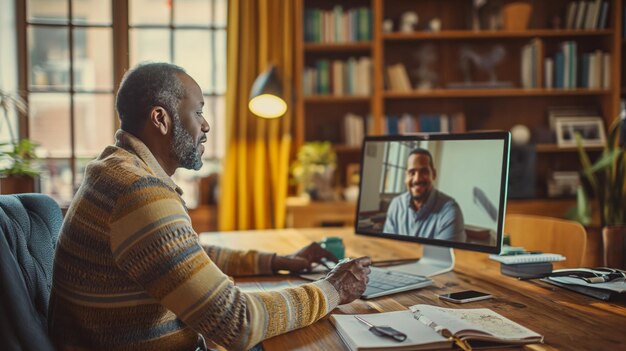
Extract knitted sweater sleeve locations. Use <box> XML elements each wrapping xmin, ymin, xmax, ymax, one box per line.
<box><xmin>109</xmin><ymin>177</ymin><xmax>339</xmax><ymax>350</ymax></box>
<box><xmin>202</xmin><ymin>245</ymin><xmax>276</xmax><ymax>277</ymax></box>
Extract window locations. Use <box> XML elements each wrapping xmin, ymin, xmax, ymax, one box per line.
<box><xmin>381</xmin><ymin>141</ymin><xmax>423</xmax><ymax>194</ymax></box>
<box><xmin>17</xmin><ymin>0</ymin><xmax>227</xmax><ymax>205</ymax></box>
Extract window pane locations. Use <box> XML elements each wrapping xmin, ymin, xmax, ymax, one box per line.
<box><xmin>29</xmin><ymin>93</ymin><xmax>71</xmax><ymax>157</ymax></box>
<box><xmin>174</xmin><ymin>30</ymin><xmax>210</xmax><ymax>91</ymax></box>
<box><xmin>37</xmin><ymin>158</ymin><xmax>73</xmax><ymax>205</ymax></box>
<box><xmin>204</xmin><ymin>95</ymin><xmax>224</xmax><ymax>159</ymax></box>
<box><xmin>214</xmin><ymin>0</ymin><xmax>227</xmax><ymax>27</ymax></box>
<box><xmin>74</xmin><ymin>94</ymin><xmax>114</xmax><ymax>157</ymax></box>
<box><xmin>28</xmin><ymin>26</ymin><xmax>70</xmax><ymax>90</ymax></box>
<box><xmin>129</xmin><ymin>0</ymin><xmax>170</xmax><ymax>26</ymax></box>
<box><xmin>130</xmin><ymin>29</ymin><xmax>171</xmax><ymax>66</ymax></box>
<box><xmin>72</xmin><ymin>0</ymin><xmax>111</xmax><ymax>25</ymax></box>
<box><xmin>27</xmin><ymin>0</ymin><xmax>68</xmax><ymax>24</ymax></box>
<box><xmin>173</xmin><ymin>0</ymin><xmax>210</xmax><ymax>26</ymax></box>
<box><xmin>73</xmin><ymin>28</ymin><xmax>113</xmax><ymax>90</ymax></box>
<box><xmin>215</xmin><ymin>29</ymin><xmax>226</xmax><ymax>94</ymax></box>
<box><xmin>75</xmin><ymin>157</ymin><xmax>93</xmax><ymax>190</ymax></box>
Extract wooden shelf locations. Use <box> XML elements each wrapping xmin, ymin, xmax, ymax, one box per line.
<box><xmin>383</xmin><ymin>88</ymin><xmax>611</xmax><ymax>99</ymax></box>
<box><xmin>303</xmin><ymin>95</ymin><xmax>371</xmax><ymax>103</ymax></box>
<box><xmin>295</xmin><ymin>0</ymin><xmax>623</xmax><ymax>209</ymax></box>
<box><xmin>535</xmin><ymin>144</ymin><xmax>603</xmax><ymax>153</ymax></box>
<box><xmin>304</xmin><ymin>42</ymin><xmax>372</xmax><ymax>52</ymax></box>
<box><xmin>383</xmin><ymin>29</ymin><xmax>614</xmax><ymax>41</ymax></box>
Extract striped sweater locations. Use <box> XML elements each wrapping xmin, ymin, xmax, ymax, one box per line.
<box><xmin>48</xmin><ymin>130</ymin><xmax>339</xmax><ymax>350</ymax></box>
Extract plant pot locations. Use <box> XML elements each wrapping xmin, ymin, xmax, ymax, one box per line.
<box><xmin>602</xmin><ymin>225</ymin><xmax>626</xmax><ymax>269</ymax></box>
<box><xmin>502</xmin><ymin>2</ymin><xmax>532</xmax><ymax>31</ymax></box>
<box><xmin>0</xmin><ymin>175</ymin><xmax>37</xmax><ymax>194</ymax></box>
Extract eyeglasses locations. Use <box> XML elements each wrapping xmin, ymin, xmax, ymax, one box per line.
<box><xmin>548</xmin><ymin>267</ymin><xmax>626</xmax><ymax>284</ymax></box>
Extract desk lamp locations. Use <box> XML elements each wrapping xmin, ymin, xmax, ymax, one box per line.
<box><xmin>248</xmin><ymin>65</ymin><xmax>287</xmax><ymax>119</ymax></box>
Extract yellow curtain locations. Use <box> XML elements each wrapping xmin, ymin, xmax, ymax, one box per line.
<box><xmin>219</xmin><ymin>0</ymin><xmax>294</xmax><ymax>230</ymax></box>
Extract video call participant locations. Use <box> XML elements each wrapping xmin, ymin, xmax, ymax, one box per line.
<box><xmin>383</xmin><ymin>148</ymin><xmax>465</xmax><ymax>242</ymax></box>
<box><xmin>48</xmin><ymin>62</ymin><xmax>371</xmax><ymax>351</ymax></box>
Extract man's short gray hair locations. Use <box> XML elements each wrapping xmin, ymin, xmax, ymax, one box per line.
<box><xmin>116</xmin><ymin>62</ymin><xmax>187</xmax><ymax>134</ymax></box>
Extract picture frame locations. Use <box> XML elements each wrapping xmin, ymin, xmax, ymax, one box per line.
<box><xmin>555</xmin><ymin>117</ymin><xmax>606</xmax><ymax>148</ymax></box>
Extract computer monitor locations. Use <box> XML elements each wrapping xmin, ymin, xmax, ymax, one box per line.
<box><xmin>355</xmin><ymin>132</ymin><xmax>511</xmax><ymax>277</ymax></box>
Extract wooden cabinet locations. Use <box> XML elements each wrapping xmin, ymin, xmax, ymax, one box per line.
<box><xmin>294</xmin><ymin>0</ymin><xmax>623</xmax><ymax>215</ymax></box>
<box><xmin>286</xmin><ymin>197</ymin><xmax>356</xmax><ymax>228</ymax></box>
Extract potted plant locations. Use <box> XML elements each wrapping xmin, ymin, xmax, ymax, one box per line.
<box><xmin>0</xmin><ymin>90</ymin><xmax>40</xmax><ymax>193</ymax></box>
<box><xmin>290</xmin><ymin>141</ymin><xmax>337</xmax><ymax>201</ymax></box>
<box><xmin>568</xmin><ymin>116</ymin><xmax>626</xmax><ymax>268</ymax></box>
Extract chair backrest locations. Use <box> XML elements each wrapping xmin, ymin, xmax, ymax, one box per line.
<box><xmin>504</xmin><ymin>214</ymin><xmax>587</xmax><ymax>269</ymax></box>
<box><xmin>0</xmin><ymin>193</ymin><xmax>62</xmax><ymax>351</ymax></box>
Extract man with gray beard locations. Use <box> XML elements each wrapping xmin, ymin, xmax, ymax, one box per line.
<box><xmin>48</xmin><ymin>62</ymin><xmax>371</xmax><ymax>350</ymax></box>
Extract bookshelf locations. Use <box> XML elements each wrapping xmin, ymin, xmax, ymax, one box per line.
<box><xmin>294</xmin><ymin>0</ymin><xmax>623</xmax><ymax>213</ymax></box>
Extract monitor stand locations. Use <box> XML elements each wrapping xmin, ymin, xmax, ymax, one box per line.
<box><xmin>385</xmin><ymin>245</ymin><xmax>455</xmax><ymax>277</ymax></box>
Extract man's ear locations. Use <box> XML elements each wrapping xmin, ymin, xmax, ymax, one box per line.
<box><xmin>149</xmin><ymin>106</ymin><xmax>171</xmax><ymax>135</ymax></box>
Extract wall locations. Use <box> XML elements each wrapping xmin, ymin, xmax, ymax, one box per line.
<box><xmin>437</xmin><ymin>140</ymin><xmax>505</xmax><ymax>230</ymax></box>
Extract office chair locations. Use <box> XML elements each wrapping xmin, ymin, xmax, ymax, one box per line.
<box><xmin>0</xmin><ymin>193</ymin><xmax>62</xmax><ymax>351</ymax></box>
<box><xmin>504</xmin><ymin>214</ymin><xmax>587</xmax><ymax>269</ymax></box>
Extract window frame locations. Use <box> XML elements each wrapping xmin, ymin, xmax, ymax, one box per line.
<box><xmin>15</xmin><ymin>0</ymin><xmax>226</xmax><ymax>204</ymax></box>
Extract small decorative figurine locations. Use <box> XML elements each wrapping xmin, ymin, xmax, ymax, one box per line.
<box><xmin>400</xmin><ymin>11</ymin><xmax>419</xmax><ymax>32</ymax></box>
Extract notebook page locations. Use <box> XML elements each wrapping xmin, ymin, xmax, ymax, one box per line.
<box><xmin>411</xmin><ymin>305</ymin><xmax>541</xmax><ymax>341</ymax></box>
<box><xmin>330</xmin><ymin>311</ymin><xmax>450</xmax><ymax>350</ymax></box>
<box><xmin>488</xmin><ymin>253</ymin><xmax>565</xmax><ymax>264</ymax></box>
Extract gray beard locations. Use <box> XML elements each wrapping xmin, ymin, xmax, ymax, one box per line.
<box><xmin>171</xmin><ymin>117</ymin><xmax>203</xmax><ymax>170</ymax></box>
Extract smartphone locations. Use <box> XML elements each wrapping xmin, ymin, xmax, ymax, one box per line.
<box><xmin>438</xmin><ymin>290</ymin><xmax>492</xmax><ymax>303</ymax></box>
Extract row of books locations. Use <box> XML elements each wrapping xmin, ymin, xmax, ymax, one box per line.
<box><xmin>302</xmin><ymin>57</ymin><xmax>372</xmax><ymax>96</ymax></box>
<box><xmin>343</xmin><ymin>113</ymin><xmax>366</xmax><ymax>147</ymax></box>
<box><xmin>544</xmin><ymin>41</ymin><xmax>611</xmax><ymax>89</ymax></box>
<box><xmin>564</xmin><ymin>0</ymin><xmax>611</xmax><ymax>30</ymax></box>
<box><xmin>386</xmin><ymin>63</ymin><xmax>412</xmax><ymax>92</ymax></box>
<box><xmin>520</xmin><ymin>39</ymin><xmax>541</xmax><ymax>88</ymax></box>
<box><xmin>385</xmin><ymin>113</ymin><xmax>466</xmax><ymax>135</ymax></box>
<box><xmin>304</xmin><ymin>6</ymin><xmax>372</xmax><ymax>43</ymax></box>
<box><xmin>340</xmin><ymin>112</ymin><xmax>467</xmax><ymax>146</ymax></box>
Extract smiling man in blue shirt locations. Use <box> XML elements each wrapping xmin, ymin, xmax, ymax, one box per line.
<box><xmin>383</xmin><ymin>148</ymin><xmax>465</xmax><ymax>242</ymax></box>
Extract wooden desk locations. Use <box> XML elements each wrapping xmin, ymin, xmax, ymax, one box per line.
<box><xmin>200</xmin><ymin>228</ymin><xmax>626</xmax><ymax>351</ymax></box>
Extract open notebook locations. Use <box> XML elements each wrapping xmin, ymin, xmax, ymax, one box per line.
<box><xmin>330</xmin><ymin>304</ymin><xmax>543</xmax><ymax>351</ymax></box>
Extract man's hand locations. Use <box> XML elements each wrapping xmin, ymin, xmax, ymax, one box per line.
<box><xmin>325</xmin><ymin>257</ymin><xmax>371</xmax><ymax>305</ymax></box>
<box><xmin>271</xmin><ymin>242</ymin><xmax>339</xmax><ymax>273</ymax></box>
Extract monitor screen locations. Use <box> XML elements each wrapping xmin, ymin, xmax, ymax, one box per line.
<box><xmin>355</xmin><ymin>132</ymin><xmax>510</xmax><ymax>254</ymax></box>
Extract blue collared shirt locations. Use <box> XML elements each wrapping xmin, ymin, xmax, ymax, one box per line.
<box><xmin>383</xmin><ymin>189</ymin><xmax>466</xmax><ymax>242</ymax></box>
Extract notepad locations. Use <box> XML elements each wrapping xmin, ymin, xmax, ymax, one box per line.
<box><xmin>330</xmin><ymin>304</ymin><xmax>543</xmax><ymax>351</ymax></box>
<box><xmin>488</xmin><ymin>253</ymin><xmax>565</xmax><ymax>265</ymax></box>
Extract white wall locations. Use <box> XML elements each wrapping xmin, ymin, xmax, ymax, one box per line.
<box><xmin>436</xmin><ymin>140</ymin><xmax>505</xmax><ymax>230</ymax></box>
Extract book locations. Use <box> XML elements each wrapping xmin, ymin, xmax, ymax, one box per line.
<box><xmin>330</xmin><ymin>304</ymin><xmax>543</xmax><ymax>351</ymax></box>
<box><xmin>541</xmin><ymin>277</ymin><xmax>616</xmax><ymax>300</ymax></box>
<box><xmin>488</xmin><ymin>253</ymin><xmax>565</xmax><ymax>264</ymax></box>
<box><xmin>500</xmin><ymin>262</ymin><xmax>553</xmax><ymax>279</ymax></box>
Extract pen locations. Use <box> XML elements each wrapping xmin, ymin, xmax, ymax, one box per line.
<box><xmin>354</xmin><ymin>316</ymin><xmax>407</xmax><ymax>342</ymax></box>
<box><xmin>319</xmin><ymin>257</ymin><xmax>336</xmax><ymax>270</ymax></box>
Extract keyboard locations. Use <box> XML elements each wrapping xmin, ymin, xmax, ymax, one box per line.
<box><xmin>362</xmin><ymin>266</ymin><xmax>432</xmax><ymax>299</ymax></box>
